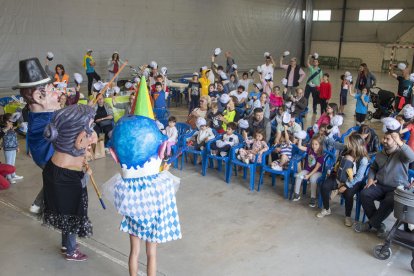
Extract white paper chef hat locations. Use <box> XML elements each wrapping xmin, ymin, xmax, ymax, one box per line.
<box><xmin>281</xmin><ymin>78</ymin><xmax>288</xmax><ymax>86</ymax></box>
<box><xmin>283</xmin><ymin>50</ymin><xmax>290</xmax><ymax>57</ymax></box>
<box><xmin>232</xmin><ymin>64</ymin><xmax>238</xmax><ymax>70</ymax></box>
<box><xmin>256</xmin><ymin>65</ymin><xmax>262</xmax><ymax>73</ymax></box>
<box><xmin>161</xmin><ymin>66</ymin><xmax>168</xmax><ymax>75</ymax></box>
<box><xmin>219</xmin><ymin>93</ymin><xmax>230</xmax><ymax>104</ymax></box>
<box><xmin>398</xmin><ymin>63</ymin><xmax>407</xmax><ymax>70</ymax></box>
<box><xmin>264</xmin><ymin>52</ymin><xmax>270</xmax><ymax>58</ymax></box>
<box><xmin>46</xmin><ymin>51</ymin><xmax>54</xmax><ymax>61</ymax></box>
<box><xmin>381</xmin><ymin>117</ymin><xmax>401</xmax><ymax>133</ymax></box>
<box><xmin>196</xmin><ymin>117</ymin><xmax>207</xmax><ymax>129</ymax></box>
<box><xmin>403</xmin><ymin>104</ymin><xmax>414</xmax><ymax>120</ymax></box>
<box><xmin>294</xmin><ymin>130</ymin><xmax>307</xmax><ymax>140</ymax></box>
<box><xmin>125</xmin><ymin>82</ymin><xmax>132</xmax><ymax>89</ymax></box>
<box><xmin>282</xmin><ymin>112</ymin><xmax>291</xmax><ymax>124</ymax></box>
<box><xmin>150</xmin><ymin>61</ymin><xmax>158</xmax><ymax>69</ymax></box>
<box><xmin>238</xmin><ymin>119</ymin><xmax>249</xmax><ymax>129</ymax></box>
<box><xmin>73</xmin><ymin>73</ymin><xmax>83</xmax><ymax>84</ymax></box>
<box><xmin>214</xmin><ymin>48</ymin><xmax>222</xmax><ymax>56</ymax></box>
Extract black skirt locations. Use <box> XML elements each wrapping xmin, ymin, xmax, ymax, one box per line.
<box><xmin>42</xmin><ymin>160</ymin><xmax>92</xmax><ymax>237</ymax></box>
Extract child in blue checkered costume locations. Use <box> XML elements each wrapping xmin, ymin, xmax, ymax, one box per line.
<box><xmin>108</xmin><ymin>115</ymin><xmax>182</xmax><ymax>276</ymax></box>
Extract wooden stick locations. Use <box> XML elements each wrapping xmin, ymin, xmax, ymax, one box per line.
<box><xmin>89</xmin><ymin>173</ymin><xmax>106</xmax><ymax>210</ymax></box>
<box><xmin>93</xmin><ymin>60</ymin><xmax>129</xmax><ymax>104</ymax></box>
<box><xmin>85</xmin><ymin>162</ymin><xmax>106</xmax><ymax>210</ymax></box>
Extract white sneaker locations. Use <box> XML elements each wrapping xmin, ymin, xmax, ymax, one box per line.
<box><xmin>220</xmin><ymin>152</ymin><xmax>227</xmax><ymax>157</ymax></box>
<box><xmin>244</xmin><ymin>159</ymin><xmax>250</xmax><ymax>164</ymax></box>
<box><xmin>316</xmin><ymin>208</ymin><xmax>331</xmax><ymax>218</ymax></box>
<box><xmin>12</xmin><ymin>175</ymin><xmax>24</xmax><ymax>180</ymax></box>
<box><xmin>30</xmin><ymin>204</ymin><xmax>40</xmax><ymax>214</ymax></box>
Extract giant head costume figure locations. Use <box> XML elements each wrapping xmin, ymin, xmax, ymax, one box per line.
<box><xmin>110</xmin><ymin>115</ymin><xmax>167</xmax><ymax>177</ymax></box>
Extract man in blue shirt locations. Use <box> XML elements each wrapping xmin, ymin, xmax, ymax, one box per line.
<box><xmin>13</xmin><ymin>58</ymin><xmax>62</xmax><ymax>214</ymax></box>
<box><xmin>152</xmin><ymin>82</ymin><xmax>167</xmax><ymax>109</ymax></box>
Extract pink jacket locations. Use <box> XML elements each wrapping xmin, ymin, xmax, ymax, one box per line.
<box><xmin>316</xmin><ymin>113</ymin><xmax>331</xmax><ymax>127</ymax></box>
<box><xmin>269</xmin><ymin>94</ymin><xmax>283</xmax><ymax>108</ymax></box>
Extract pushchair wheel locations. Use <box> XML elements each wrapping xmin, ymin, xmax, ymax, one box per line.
<box><xmin>367</xmin><ymin>111</ymin><xmax>373</xmax><ymax>121</ymax></box>
<box><xmin>373</xmin><ymin>244</ymin><xmax>392</xmax><ymax>260</ymax></box>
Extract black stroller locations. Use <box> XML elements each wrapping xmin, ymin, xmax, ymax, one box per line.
<box><xmin>368</xmin><ymin>87</ymin><xmax>396</xmax><ymax>120</ymax></box>
<box><xmin>373</xmin><ymin>187</ymin><xmax>414</xmax><ymax>271</ymax></box>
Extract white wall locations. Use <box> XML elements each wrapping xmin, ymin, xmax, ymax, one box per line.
<box><xmin>0</xmin><ymin>0</ymin><xmax>303</xmax><ymax>90</ymax></box>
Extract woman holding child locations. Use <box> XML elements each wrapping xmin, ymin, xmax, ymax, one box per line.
<box><xmin>317</xmin><ymin>133</ymin><xmax>369</xmax><ymax>227</ymax></box>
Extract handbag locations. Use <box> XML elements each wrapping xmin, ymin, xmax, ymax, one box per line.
<box><xmin>97</xmin><ymin>119</ymin><xmax>112</xmax><ymax>128</ymax></box>
<box><xmin>186</xmin><ymin>113</ymin><xmax>198</xmax><ymax>129</ymax></box>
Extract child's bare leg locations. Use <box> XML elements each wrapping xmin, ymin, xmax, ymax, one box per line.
<box><xmin>146</xmin><ymin>241</ymin><xmax>157</xmax><ymax>276</ymax></box>
<box><xmin>129</xmin><ymin>235</ymin><xmax>141</xmax><ymax>276</ymax></box>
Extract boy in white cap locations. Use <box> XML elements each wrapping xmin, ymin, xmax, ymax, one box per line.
<box><xmin>355</xmin><ymin>117</ymin><xmax>414</xmax><ymax>236</ymax></box>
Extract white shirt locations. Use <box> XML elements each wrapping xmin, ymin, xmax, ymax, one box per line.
<box><xmin>194</xmin><ymin>128</ymin><xmax>215</xmax><ymax>144</ymax></box>
<box><xmin>238</xmin><ymin>79</ymin><xmax>253</xmax><ymax>92</ymax></box>
<box><xmin>229</xmin><ymin>90</ymin><xmax>248</xmax><ymax>103</ymax></box>
<box><xmin>223</xmin><ymin>133</ymin><xmax>239</xmax><ymax>146</ymax></box>
<box><xmin>165</xmin><ymin>126</ymin><xmax>178</xmax><ymax>143</ymax></box>
<box><xmin>260</xmin><ymin>64</ymin><xmax>274</xmax><ymax>79</ymax></box>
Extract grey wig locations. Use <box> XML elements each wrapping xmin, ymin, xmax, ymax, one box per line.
<box><xmin>44</xmin><ymin>105</ymin><xmax>96</xmax><ymax>157</ymax></box>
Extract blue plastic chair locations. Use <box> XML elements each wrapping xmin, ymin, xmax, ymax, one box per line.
<box><xmin>203</xmin><ymin>133</ymin><xmax>244</xmax><ymax>182</ymax></box>
<box><xmin>170</xmin><ymin>123</ymin><xmax>192</xmax><ymax>168</ymax></box>
<box><xmin>339</xmin><ymin>126</ymin><xmax>360</xmax><ymax>143</ymax></box>
<box><xmin>257</xmin><ymin>144</ymin><xmax>306</xmax><ymax>198</ymax></box>
<box><xmin>227</xmin><ymin>142</ymin><xmax>267</xmax><ymax>191</ymax></box>
<box><xmin>179</xmin><ymin>129</ymin><xmax>218</xmax><ymax>171</ymax></box>
<box><xmin>153</xmin><ymin>108</ymin><xmax>170</xmax><ymax>121</ymax></box>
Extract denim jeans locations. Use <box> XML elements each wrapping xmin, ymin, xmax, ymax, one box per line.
<box><xmin>62</xmin><ymin>233</ymin><xmax>77</xmax><ymax>255</ymax></box>
<box><xmin>4</xmin><ymin>150</ymin><xmax>16</xmax><ymax>179</ymax></box>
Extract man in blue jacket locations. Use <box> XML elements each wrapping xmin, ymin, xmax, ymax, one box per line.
<box><xmin>13</xmin><ymin>57</ymin><xmax>62</xmax><ymax>214</ymax></box>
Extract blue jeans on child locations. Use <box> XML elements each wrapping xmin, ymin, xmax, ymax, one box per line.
<box><xmin>4</xmin><ymin>150</ymin><xmax>16</xmax><ymax>179</ymax></box>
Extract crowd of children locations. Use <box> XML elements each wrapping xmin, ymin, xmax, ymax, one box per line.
<box><xmin>5</xmin><ymin>48</ymin><xmax>414</xmax><ymax>276</ymax></box>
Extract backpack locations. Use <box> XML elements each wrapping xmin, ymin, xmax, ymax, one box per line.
<box><xmin>333</xmin><ymin>152</ymin><xmax>355</xmax><ymax>183</ymax></box>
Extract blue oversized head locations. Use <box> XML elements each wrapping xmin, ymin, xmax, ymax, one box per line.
<box><xmin>111</xmin><ymin>115</ymin><xmax>166</xmax><ymax>169</ymax></box>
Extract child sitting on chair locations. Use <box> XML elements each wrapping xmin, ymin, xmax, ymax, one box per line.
<box><xmin>294</xmin><ymin>134</ymin><xmax>325</xmax><ymax>207</ymax></box>
<box><xmin>164</xmin><ymin>116</ymin><xmax>178</xmax><ymax>159</ymax></box>
<box><xmin>271</xmin><ymin>127</ymin><xmax>295</xmax><ymax>171</ymax></box>
<box><xmin>191</xmin><ymin>117</ymin><xmax>215</xmax><ymax>151</ymax></box>
<box><xmin>210</xmin><ymin>122</ymin><xmax>239</xmax><ymax>157</ymax></box>
<box><xmin>207</xmin><ymin>102</ymin><xmax>224</xmax><ymax>134</ymax></box>
<box><xmin>237</xmin><ymin>129</ymin><xmax>268</xmax><ymax>164</ymax></box>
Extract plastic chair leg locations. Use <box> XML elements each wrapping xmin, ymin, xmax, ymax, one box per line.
<box><xmin>202</xmin><ymin>157</ymin><xmax>207</xmax><ymax>176</ymax></box>
<box><xmin>257</xmin><ymin>167</ymin><xmax>264</xmax><ymax>191</ymax></box>
<box><xmin>250</xmin><ymin>169</ymin><xmax>256</xmax><ymax>191</ymax></box>
<box><xmin>243</xmin><ymin>167</ymin><xmax>247</xmax><ymax>179</ymax></box>
<box><xmin>272</xmin><ymin>175</ymin><xmax>275</xmax><ymax>186</ymax></box>
<box><xmin>226</xmin><ymin>163</ymin><xmax>233</xmax><ymax>183</ymax></box>
<box><xmin>217</xmin><ymin>160</ymin><xmax>222</xmax><ymax>172</ymax></box>
<box><xmin>283</xmin><ymin>174</ymin><xmax>289</xmax><ymax>199</ymax></box>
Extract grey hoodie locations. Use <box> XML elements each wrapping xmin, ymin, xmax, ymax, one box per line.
<box><xmin>369</xmin><ymin>144</ymin><xmax>414</xmax><ymax>188</ymax></box>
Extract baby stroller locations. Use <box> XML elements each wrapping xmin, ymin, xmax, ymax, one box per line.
<box><xmin>373</xmin><ymin>186</ymin><xmax>414</xmax><ymax>271</ymax></box>
<box><xmin>368</xmin><ymin>87</ymin><xmax>395</xmax><ymax>120</ymax></box>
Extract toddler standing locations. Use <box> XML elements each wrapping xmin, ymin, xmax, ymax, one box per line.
<box><xmin>2</xmin><ymin>113</ymin><xmax>23</xmax><ymax>183</ymax></box>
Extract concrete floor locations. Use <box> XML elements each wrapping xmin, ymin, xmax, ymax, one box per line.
<box><xmin>0</xmin><ymin>69</ymin><xmax>413</xmax><ymax>276</ymax></box>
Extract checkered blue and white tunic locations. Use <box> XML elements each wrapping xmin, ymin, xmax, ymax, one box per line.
<box><xmin>114</xmin><ymin>170</ymin><xmax>182</xmax><ymax>243</ymax></box>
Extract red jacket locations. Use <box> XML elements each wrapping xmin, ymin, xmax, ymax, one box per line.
<box><xmin>318</xmin><ymin>82</ymin><xmax>331</xmax><ymax>100</ymax></box>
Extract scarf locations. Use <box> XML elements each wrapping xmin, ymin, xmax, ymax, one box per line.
<box><xmin>83</xmin><ymin>55</ymin><xmax>94</xmax><ymax>69</ymax></box>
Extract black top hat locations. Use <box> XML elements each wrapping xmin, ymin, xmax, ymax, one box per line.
<box><xmin>12</xmin><ymin>58</ymin><xmax>52</xmax><ymax>90</ymax></box>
